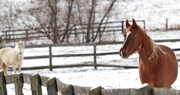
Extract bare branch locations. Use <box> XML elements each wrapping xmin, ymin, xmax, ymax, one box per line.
<box><xmin>93</xmin><ymin>0</ymin><xmax>117</xmax><ymax>42</ymax></box>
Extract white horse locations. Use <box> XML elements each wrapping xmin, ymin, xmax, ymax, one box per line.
<box><xmin>0</xmin><ymin>42</ymin><xmax>25</xmax><ymax>75</ymax></box>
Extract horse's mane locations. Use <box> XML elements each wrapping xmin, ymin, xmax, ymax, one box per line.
<box><xmin>148</xmin><ymin>36</ymin><xmax>161</xmax><ymax>60</ymax></box>
<box><xmin>137</xmin><ymin>26</ymin><xmax>164</xmax><ymax>60</ymax></box>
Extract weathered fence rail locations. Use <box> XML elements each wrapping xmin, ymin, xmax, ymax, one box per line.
<box><xmin>17</xmin><ymin>38</ymin><xmax>180</xmax><ymax>71</ymax></box>
<box><xmin>23</xmin><ymin>41</ymin><xmax>136</xmax><ymax>71</ymax></box>
<box><xmin>1</xmin><ymin>72</ymin><xmax>180</xmax><ymax>95</ymax></box>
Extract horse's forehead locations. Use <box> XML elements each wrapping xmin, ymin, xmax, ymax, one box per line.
<box><xmin>18</xmin><ymin>43</ymin><xmax>24</xmax><ymax>47</ymax></box>
<box><xmin>17</xmin><ymin>43</ymin><xmax>25</xmax><ymax>50</ymax></box>
<box><xmin>124</xmin><ymin>28</ymin><xmax>131</xmax><ymax>39</ymax></box>
<box><xmin>125</xmin><ymin>31</ymin><xmax>131</xmax><ymax>39</ymax></box>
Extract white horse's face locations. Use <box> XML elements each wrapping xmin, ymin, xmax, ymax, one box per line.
<box><xmin>17</xmin><ymin>42</ymin><xmax>25</xmax><ymax>55</ymax></box>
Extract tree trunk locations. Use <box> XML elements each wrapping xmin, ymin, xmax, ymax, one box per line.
<box><xmin>93</xmin><ymin>0</ymin><xmax>117</xmax><ymax>42</ymax></box>
<box><xmin>62</xmin><ymin>0</ymin><xmax>74</xmax><ymax>43</ymax></box>
<box><xmin>48</xmin><ymin>0</ymin><xmax>58</xmax><ymax>44</ymax></box>
<box><xmin>86</xmin><ymin>0</ymin><xmax>95</xmax><ymax>43</ymax></box>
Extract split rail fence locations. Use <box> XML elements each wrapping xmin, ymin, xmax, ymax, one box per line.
<box><xmin>20</xmin><ymin>39</ymin><xmax>180</xmax><ymax>71</ymax></box>
<box><xmin>0</xmin><ymin>72</ymin><xmax>180</xmax><ymax>95</ymax></box>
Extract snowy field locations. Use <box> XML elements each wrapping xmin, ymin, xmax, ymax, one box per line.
<box><xmin>4</xmin><ymin>30</ymin><xmax>180</xmax><ymax>95</ymax></box>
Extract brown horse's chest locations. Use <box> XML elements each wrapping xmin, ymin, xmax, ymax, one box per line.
<box><xmin>139</xmin><ymin>61</ymin><xmax>164</xmax><ymax>86</ymax></box>
<box><xmin>139</xmin><ymin>63</ymin><xmax>151</xmax><ymax>80</ymax></box>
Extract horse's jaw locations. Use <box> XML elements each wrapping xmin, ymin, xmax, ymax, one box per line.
<box><xmin>120</xmin><ymin>56</ymin><xmax>129</xmax><ymax>59</ymax></box>
<box><xmin>119</xmin><ymin>49</ymin><xmax>139</xmax><ymax>59</ymax></box>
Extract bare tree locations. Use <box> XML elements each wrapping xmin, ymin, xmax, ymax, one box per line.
<box><xmin>20</xmin><ymin>0</ymin><xmax>62</xmax><ymax>44</ymax></box>
<box><xmin>75</xmin><ymin>0</ymin><xmax>117</xmax><ymax>43</ymax></box>
<box><xmin>0</xmin><ymin>0</ymin><xmax>18</xmax><ymax>31</ymax></box>
<box><xmin>48</xmin><ymin>0</ymin><xmax>58</xmax><ymax>43</ymax></box>
<box><xmin>75</xmin><ymin>0</ymin><xmax>97</xmax><ymax>42</ymax></box>
<box><xmin>8</xmin><ymin>0</ymin><xmax>117</xmax><ymax>44</ymax></box>
<box><xmin>61</xmin><ymin>0</ymin><xmax>74</xmax><ymax>43</ymax></box>
<box><xmin>18</xmin><ymin>0</ymin><xmax>77</xmax><ymax>44</ymax></box>
<box><xmin>19</xmin><ymin>0</ymin><xmax>53</xmax><ymax>42</ymax></box>
<box><xmin>85</xmin><ymin>0</ymin><xmax>96</xmax><ymax>42</ymax></box>
<box><xmin>93</xmin><ymin>0</ymin><xmax>117</xmax><ymax>42</ymax></box>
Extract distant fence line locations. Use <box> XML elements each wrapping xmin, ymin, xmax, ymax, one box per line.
<box><xmin>0</xmin><ymin>20</ymin><xmax>145</xmax><ymax>43</ymax></box>
<box><xmin>1</xmin><ymin>72</ymin><xmax>180</xmax><ymax>95</ymax></box>
<box><xmin>5</xmin><ymin>39</ymin><xmax>178</xmax><ymax>71</ymax></box>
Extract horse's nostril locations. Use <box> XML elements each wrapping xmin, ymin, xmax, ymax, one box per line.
<box><xmin>120</xmin><ymin>51</ymin><xmax>124</xmax><ymax>57</ymax></box>
<box><xmin>120</xmin><ymin>50</ymin><xmax>127</xmax><ymax>58</ymax></box>
<box><xmin>122</xmin><ymin>51</ymin><xmax>125</xmax><ymax>56</ymax></box>
<box><xmin>123</xmin><ymin>51</ymin><xmax>126</xmax><ymax>56</ymax></box>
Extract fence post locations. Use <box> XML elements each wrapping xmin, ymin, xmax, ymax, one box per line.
<box><xmin>121</xmin><ymin>21</ymin><xmax>124</xmax><ymax>33</ymax></box>
<box><xmin>134</xmin><ymin>84</ymin><xmax>153</xmax><ymax>95</ymax></box>
<box><xmin>0</xmin><ymin>72</ymin><xmax>7</xmax><ymax>95</ymax></box>
<box><xmin>30</xmin><ymin>74</ymin><xmax>42</xmax><ymax>95</ymax></box>
<box><xmin>83</xmin><ymin>31</ymin><xmax>85</xmax><ymax>43</ymax></box>
<box><xmin>93</xmin><ymin>43</ymin><xmax>97</xmax><ymax>69</ymax></box>
<box><xmin>5</xmin><ymin>31</ymin><xmax>7</xmax><ymax>43</ymax></box>
<box><xmin>89</xmin><ymin>86</ymin><xmax>102</xmax><ymax>95</ymax></box>
<box><xmin>62</xmin><ymin>85</ymin><xmax>75</xmax><ymax>95</ymax></box>
<box><xmin>15</xmin><ymin>73</ymin><xmax>24</xmax><ymax>95</ymax></box>
<box><xmin>74</xmin><ymin>24</ymin><xmax>77</xmax><ymax>37</ymax></box>
<box><xmin>143</xmin><ymin>20</ymin><xmax>146</xmax><ymax>30</ymax></box>
<box><xmin>46</xmin><ymin>77</ymin><xmax>58</xmax><ymax>95</ymax></box>
<box><xmin>26</xmin><ymin>30</ymin><xmax>28</xmax><ymax>41</ymax></box>
<box><xmin>166</xmin><ymin>18</ymin><xmax>168</xmax><ymax>30</ymax></box>
<box><xmin>49</xmin><ymin>45</ymin><xmax>53</xmax><ymax>71</ymax></box>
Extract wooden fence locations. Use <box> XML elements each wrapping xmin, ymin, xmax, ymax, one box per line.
<box><xmin>15</xmin><ymin>38</ymin><xmax>180</xmax><ymax>71</ymax></box>
<box><xmin>1</xmin><ymin>20</ymin><xmax>145</xmax><ymax>43</ymax></box>
<box><xmin>1</xmin><ymin>72</ymin><xmax>180</xmax><ymax>95</ymax></box>
<box><xmin>23</xmin><ymin>41</ymin><xmax>139</xmax><ymax>71</ymax></box>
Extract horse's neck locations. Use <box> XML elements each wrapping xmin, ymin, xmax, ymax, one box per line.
<box><xmin>138</xmin><ymin>34</ymin><xmax>159</xmax><ymax>73</ymax></box>
<box><xmin>139</xmin><ymin>35</ymin><xmax>153</xmax><ymax>58</ymax></box>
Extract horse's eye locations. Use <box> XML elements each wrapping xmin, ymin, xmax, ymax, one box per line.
<box><xmin>133</xmin><ymin>34</ymin><xmax>136</xmax><ymax>38</ymax></box>
<box><xmin>131</xmin><ymin>34</ymin><xmax>136</xmax><ymax>38</ymax></box>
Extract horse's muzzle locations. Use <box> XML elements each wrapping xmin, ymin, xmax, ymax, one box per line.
<box><xmin>119</xmin><ymin>50</ymin><xmax>129</xmax><ymax>59</ymax></box>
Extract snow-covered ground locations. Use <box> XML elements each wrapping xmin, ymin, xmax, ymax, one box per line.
<box><xmin>4</xmin><ymin>30</ymin><xmax>180</xmax><ymax>95</ymax></box>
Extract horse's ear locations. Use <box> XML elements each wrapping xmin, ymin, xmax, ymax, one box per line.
<box><xmin>132</xmin><ymin>19</ymin><xmax>138</xmax><ymax>28</ymax></box>
<box><xmin>126</xmin><ymin>19</ymin><xmax>130</xmax><ymax>28</ymax></box>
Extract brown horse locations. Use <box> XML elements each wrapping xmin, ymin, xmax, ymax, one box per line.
<box><xmin>119</xmin><ymin>19</ymin><xmax>178</xmax><ymax>88</ymax></box>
